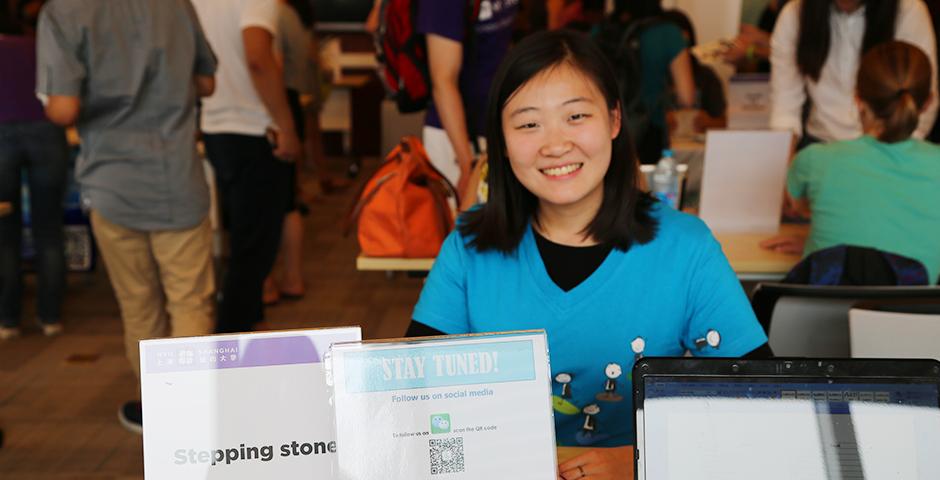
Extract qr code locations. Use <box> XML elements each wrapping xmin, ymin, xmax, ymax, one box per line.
<box><xmin>429</xmin><ymin>437</ymin><xmax>464</xmax><ymax>475</ymax></box>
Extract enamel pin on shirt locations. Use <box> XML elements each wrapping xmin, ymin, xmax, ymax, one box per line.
<box><xmin>707</xmin><ymin>329</ymin><xmax>721</xmax><ymax>348</ymax></box>
<box><xmin>575</xmin><ymin>403</ymin><xmax>610</xmax><ymax>445</ymax></box>
<box><xmin>631</xmin><ymin>336</ymin><xmax>645</xmax><ymax>362</ymax></box>
<box><xmin>595</xmin><ymin>363</ymin><xmax>623</xmax><ymax>402</ymax></box>
<box><xmin>555</xmin><ymin>372</ymin><xmax>573</xmax><ymax>399</ymax></box>
<box><xmin>695</xmin><ymin>329</ymin><xmax>721</xmax><ymax>350</ymax></box>
<box><xmin>581</xmin><ymin>404</ymin><xmax>600</xmax><ymax>432</ymax></box>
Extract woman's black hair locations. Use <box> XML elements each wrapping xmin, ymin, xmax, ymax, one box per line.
<box><xmin>797</xmin><ymin>0</ymin><xmax>899</xmax><ymax>82</ymax></box>
<box><xmin>459</xmin><ymin>29</ymin><xmax>658</xmax><ymax>254</ymax></box>
<box><xmin>661</xmin><ymin>9</ymin><xmax>697</xmax><ymax>46</ymax></box>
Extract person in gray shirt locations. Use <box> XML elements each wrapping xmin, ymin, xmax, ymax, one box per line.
<box><xmin>36</xmin><ymin>0</ymin><xmax>218</xmax><ymax>433</ymax></box>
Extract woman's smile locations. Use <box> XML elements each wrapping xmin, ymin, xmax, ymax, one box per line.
<box><xmin>540</xmin><ymin>162</ymin><xmax>584</xmax><ymax>178</ymax></box>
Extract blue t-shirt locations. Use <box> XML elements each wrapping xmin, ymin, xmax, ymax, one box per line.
<box><xmin>413</xmin><ymin>204</ymin><xmax>767</xmax><ymax>447</ymax></box>
<box><xmin>417</xmin><ymin>0</ymin><xmax>519</xmax><ymax>135</ymax></box>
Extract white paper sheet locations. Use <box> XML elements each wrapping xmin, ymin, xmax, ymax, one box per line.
<box><xmin>699</xmin><ymin>130</ymin><xmax>792</xmax><ymax>233</ymax></box>
<box><xmin>329</xmin><ymin>332</ymin><xmax>557</xmax><ymax>480</ymax></box>
<box><xmin>140</xmin><ymin>327</ymin><xmax>361</xmax><ymax>479</ymax></box>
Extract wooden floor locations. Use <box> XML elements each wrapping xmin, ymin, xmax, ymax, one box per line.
<box><xmin>0</xmin><ymin>156</ymin><xmax>424</xmax><ymax>479</ymax></box>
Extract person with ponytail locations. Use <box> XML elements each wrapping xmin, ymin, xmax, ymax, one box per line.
<box><xmin>762</xmin><ymin>41</ymin><xmax>940</xmax><ymax>284</ymax></box>
<box><xmin>770</xmin><ymin>0</ymin><xmax>938</xmax><ymax>146</ymax></box>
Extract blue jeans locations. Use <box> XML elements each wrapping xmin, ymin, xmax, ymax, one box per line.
<box><xmin>0</xmin><ymin>121</ymin><xmax>69</xmax><ymax>327</ymax></box>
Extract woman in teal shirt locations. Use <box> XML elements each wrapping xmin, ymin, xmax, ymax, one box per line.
<box><xmin>763</xmin><ymin>41</ymin><xmax>940</xmax><ymax>283</ymax></box>
<box><xmin>411</xmin><ymin>30</ymin><xmax>767</xmax><ymax>479</ymax></box>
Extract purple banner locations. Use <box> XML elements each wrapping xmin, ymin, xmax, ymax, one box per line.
<box><xmin>144</xmin><ymin>335</ymin><xmax>331</xmax><ymax>374</ymax></box>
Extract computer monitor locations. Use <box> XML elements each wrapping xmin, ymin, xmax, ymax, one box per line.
<box><xmin>634</xmin><ymin>358</ymin><xmax>940</xmax><ymax>480</ymax></box>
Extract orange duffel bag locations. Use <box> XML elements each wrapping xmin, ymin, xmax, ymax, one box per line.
<box><xmin>346</xmin><ymin>136</ymin><xmax>457</xmax><ymax>258</ymax></box>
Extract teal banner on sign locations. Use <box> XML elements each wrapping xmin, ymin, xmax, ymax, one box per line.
<box><xmin>342</xmin><ymin>340</ymin><xmax>536</xmax><ymax>393</ymax></box>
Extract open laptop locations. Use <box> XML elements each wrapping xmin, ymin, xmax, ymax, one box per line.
<box><xmin>633</xmin><ymin>358</ymin><xmax>940</xmax><ymax>480</ymax></box>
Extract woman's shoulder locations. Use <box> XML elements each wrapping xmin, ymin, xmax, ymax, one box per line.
<box><xmin>648</xmin><ymin>202</ymin><xmax>714</xmax><ymax>245</ymax></box>
<box><xmin>904</xmin><ymin>138</ymin><xmax>940</xmax><ymax>155</ymax></box>
<box><xmin>446</xmin><ymin>215</ymin><xmax>522</xmax><ymax>263</ymax></box>
<box><xmin>772</xmin><ymin>0</ymin><xmax>801</xmax><ymax>35</ymax></box>
<box><xmin>798</xmin><ymin>137</ymin><xmax>873</xmax><ymax>162</ymax></box>
<box><xmin>808</xmin><ymin>136</ymin><xmax>940</xmax><ymax>158</ymax></box>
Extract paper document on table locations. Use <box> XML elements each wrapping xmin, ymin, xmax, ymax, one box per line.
<box><xmin>699</xmin><ymin>130</ymin><xmax>792</xmax><ymax>233</ymax></box>
<box><xmin>327</xmin><ymin>331</ymin><xmax>557</xmax><ymax>479</ymax></box>
<box><xmin>140</xmin><ymin>327</ymin><xmax>361</xmax><ymax>479</ymax></box>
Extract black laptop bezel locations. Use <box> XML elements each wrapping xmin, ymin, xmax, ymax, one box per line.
<box><xmin>631</xmin><ymin>358</ymin><xmax>940</xmax><ymax>478</ymax></box>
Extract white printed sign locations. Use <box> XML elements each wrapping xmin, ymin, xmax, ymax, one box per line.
<box><xmin>699</xmin><ymin>130</ymin><xmax>792</xmax><ymax>233</ymax></box>
<box><xmin>141</xmin><ymin>327</ymin><xmax>361</xmax><ymax>479</ymax></box>
<box><xmin>329</xmin><ymin>331</ymin><xmax>557</xmax><ymax>479</ymax></box>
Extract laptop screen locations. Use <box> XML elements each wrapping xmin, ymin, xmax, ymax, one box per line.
<box><xmin>637</xmin><ymin>376</ymin><xmax>940</xmax><ymax>480</ymax></box>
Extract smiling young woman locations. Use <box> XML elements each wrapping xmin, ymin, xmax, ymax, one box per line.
<box><xmin>501</xmin><ymin>63</ymin><xmax>618</xmax><ymax>245</ymax></box>
<box><xmin>408</xmin><ymin>30</ymin><xmax>768</xmax><ymax>479</ymax></box>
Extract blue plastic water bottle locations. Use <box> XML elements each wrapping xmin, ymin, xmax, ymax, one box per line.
<box><xmin>651</xmin><ymin>149</ymin><xmax>679</xmax><ymax>209</ymax></box>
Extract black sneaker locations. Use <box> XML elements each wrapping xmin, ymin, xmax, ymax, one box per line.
<box><xmin>118</xmin><ymin>401</ymin><xmax>142</xmax><ymax>434</ymax></box>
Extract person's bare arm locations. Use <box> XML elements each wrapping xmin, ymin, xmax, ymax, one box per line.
<box><xmin>242</xmin><ymin>26</ymin><xmax>300</xmax><ymax>160</ymax></box>
<box><xmin>44</xmin><ymin>95</ymin><xmax>81</xmax><ymax>127</ymax></box>
<box><xmin>365</xmin><ymin>0</ymin><xmax>382</xmax><ymax>33</ymax></box>
<box><xmin>670</xmin><ymin>50</ymin><xmax>696</xmax><ymax>109</ymax></box>
<box><xmin>195</xmin><ymin>75</ymin><xmax>216</xmax><ymax>97</ymax></box>
<box><xmin>558</xmin><ymin>446</ymin><xmax>634</xmax><ymax>480</ymax></box>
<box><xmin>427</xmin><ymin>33</ymin><xmax>474</xmax><ymax>197</ymax></box>
<box><xmin>696</xmin><ymin>110</ymin><xmax>728</xmax><ymax>131</ymax></box>
<box><xmin>784</xmin><ymin>188</ymin><xmax>811</xmax><ymax>218</ymax></box>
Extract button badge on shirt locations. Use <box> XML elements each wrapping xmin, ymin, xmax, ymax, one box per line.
<box><xmin>595</xmin><ymin>363</ymin><xmax>623</xmax><ymax>402</ymax></box>
<box><xmin>695</xmin><ymin>329</ymin><xmax>722</xmax><ymax>350</ymax></box>
<box><xmin>552</xmin><ymin>372</ymin><xmax>580</xmax><ymax>415</ymax></box>
<box><xmin>631</xmin><ymin>336</ymin><xmax>646</xmax><ymax>362</ymax></box>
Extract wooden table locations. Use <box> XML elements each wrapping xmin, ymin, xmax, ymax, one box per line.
<box><xmin>357</xmin><ymin>223</ymin><xmax>807</xmax><ymax>280</ymax></box>
<box><xmin>714</xmin><ymin>223</ymin><xmax>807</xmax><ymax>281</ymax></box>
<box><xmin>356</xmin><ymin>256</ymin><xmax>435</xmax><ymax>272</ymax></box>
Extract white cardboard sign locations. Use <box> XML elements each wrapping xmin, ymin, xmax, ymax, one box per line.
<box><xmin>328</xmin><ymin>331</ymin><xmax>557</xmax><ymax>479</ymax></box>
<box><xmin>141</xmin><ymin>327</ymin><xmax>361</xmax><ymax>479</ymax></box>
<box><xmin>699</xmin><ymin>130</ymin><xmax>792</xmax><ymax>233</ymax></box>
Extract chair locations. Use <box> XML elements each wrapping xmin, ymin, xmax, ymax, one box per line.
<box><xmin>751</xmin><ymin>283</ymin><xmax>940</xmax><ymax>357</ymax></box>
<box><xmin>850</xmin><ymin>301</ymin><xmax>940</xmax><ymax>360</ymax></box>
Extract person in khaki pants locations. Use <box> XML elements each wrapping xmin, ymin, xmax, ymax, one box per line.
<box><xmin>36</xmin><ymin>0</ymin><xmax>218</xmax><ymax>434</ymax></box>
<box><xmin>90</xmin><ymin>212</ymin><xmax>215</xmax><ymax>378</ymax></box>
